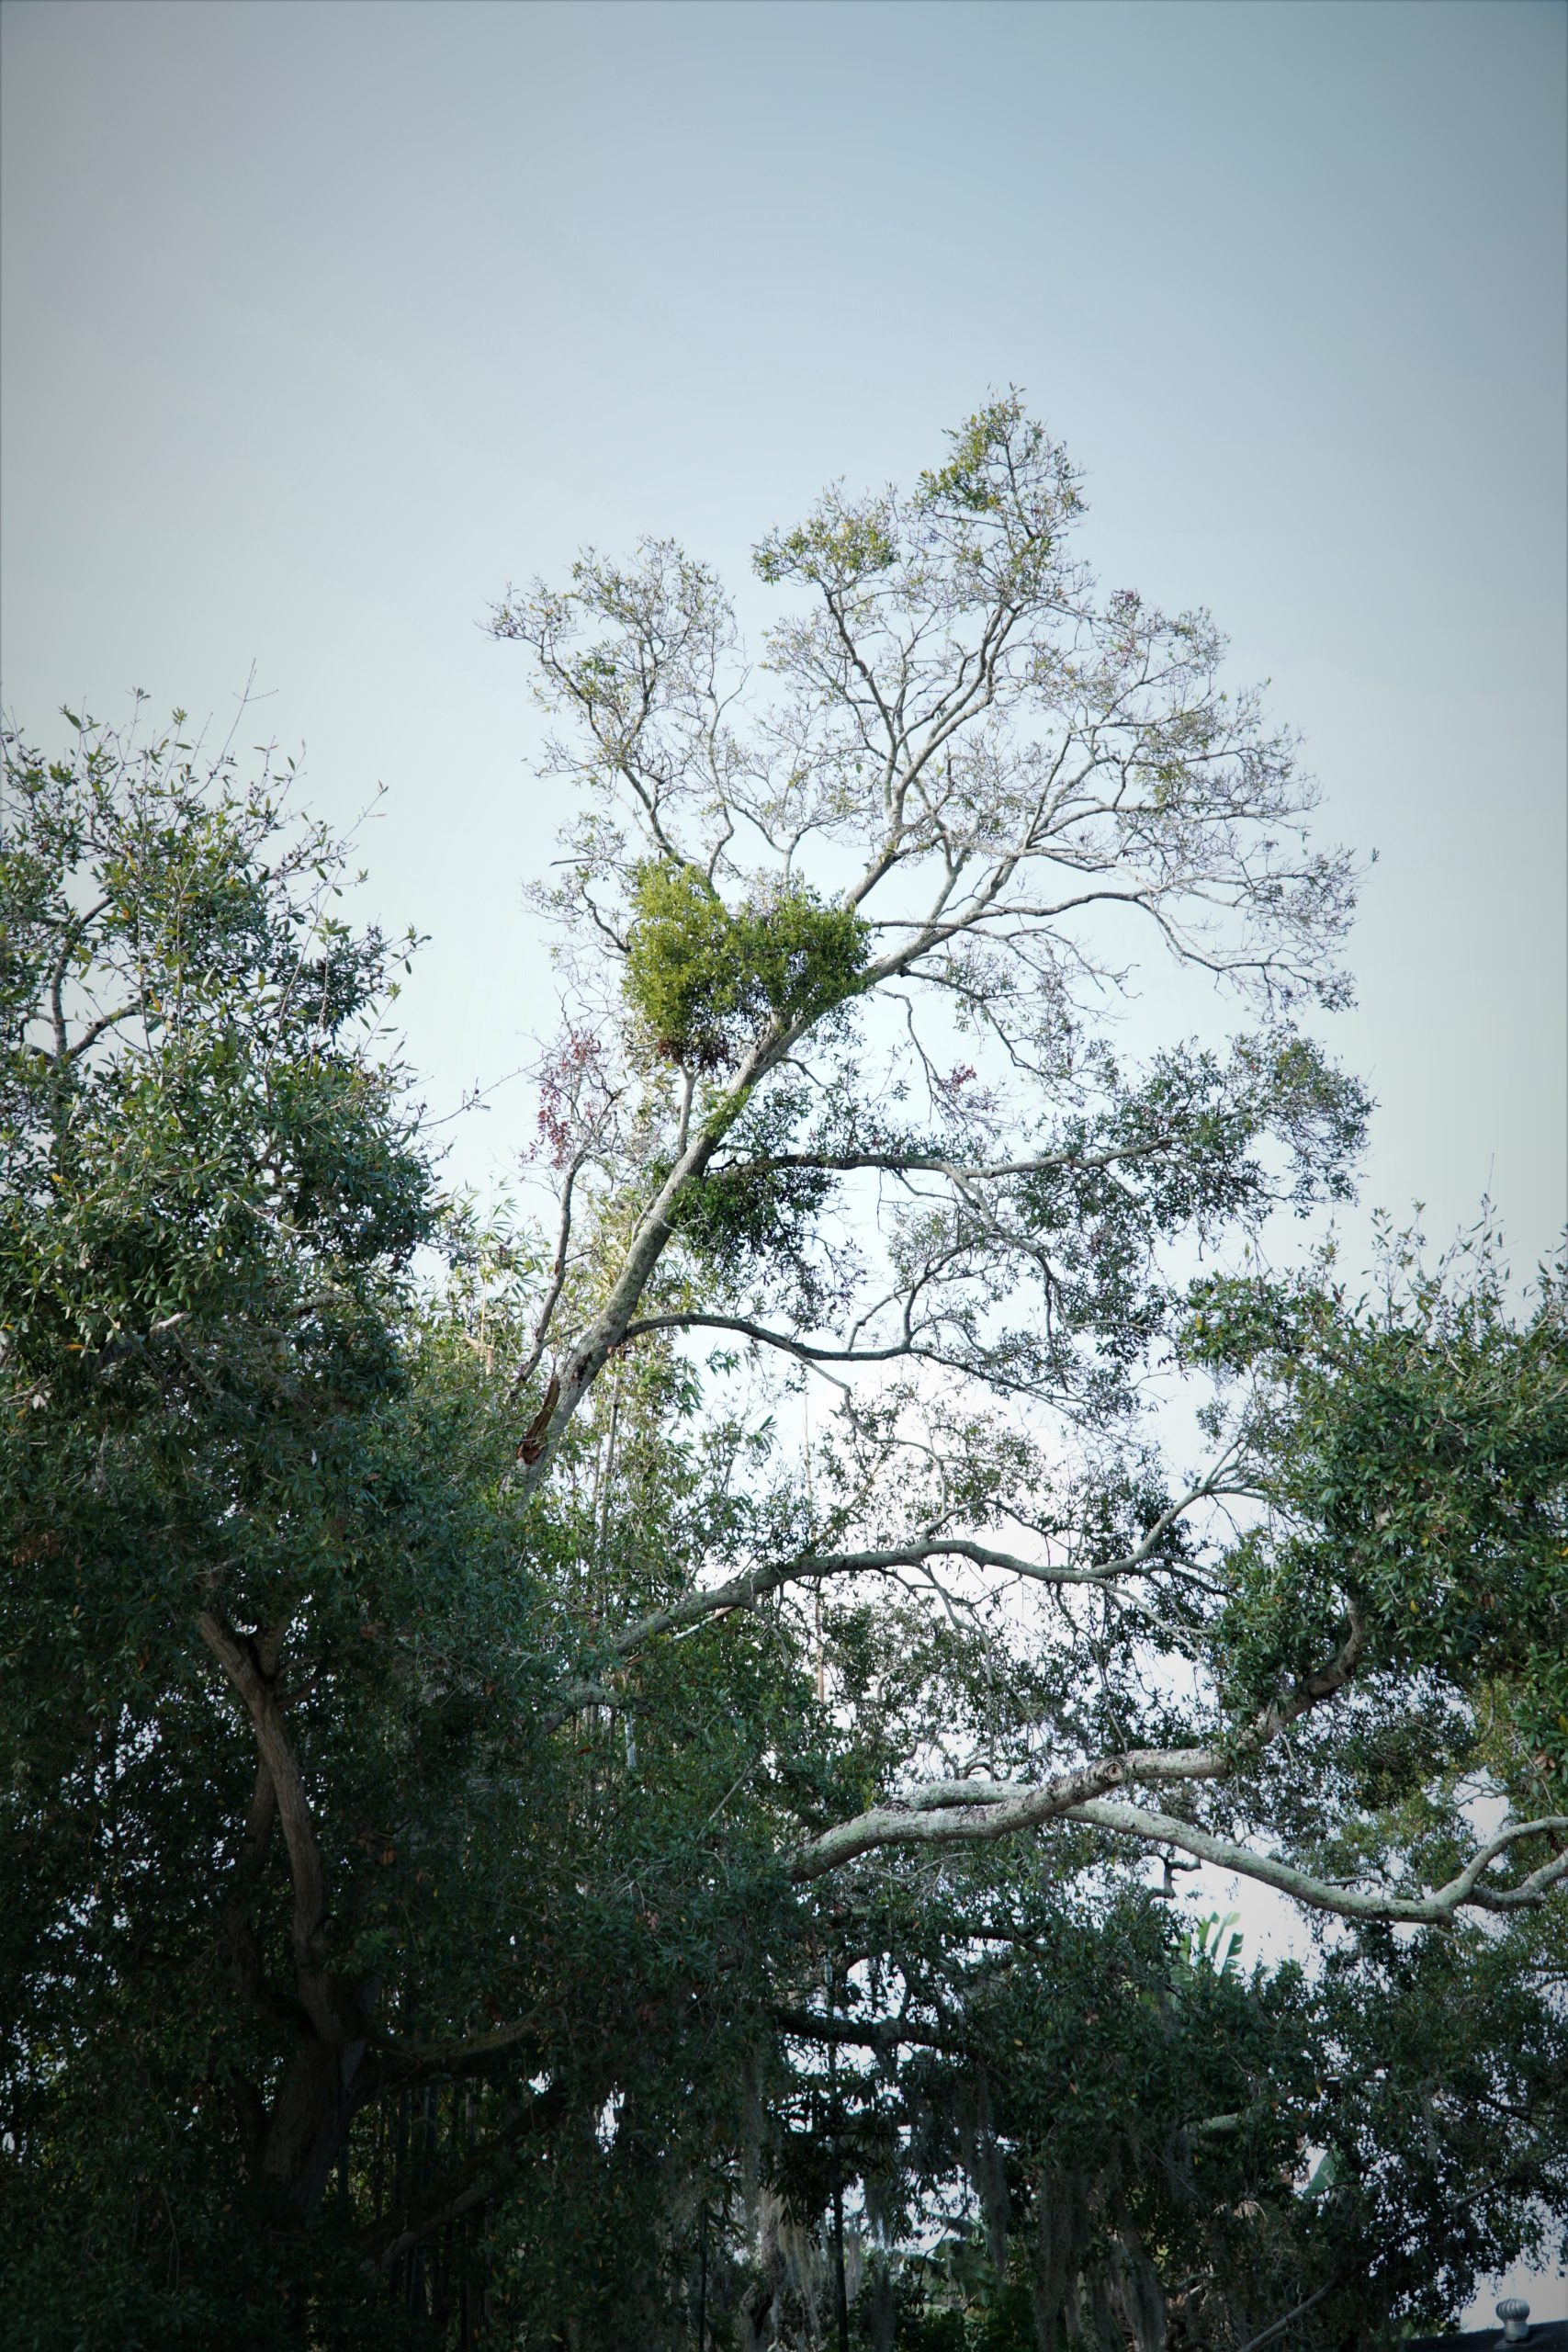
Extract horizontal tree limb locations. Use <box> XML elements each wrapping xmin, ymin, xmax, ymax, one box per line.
<box><xmin>786</xmin><ymin>1616</ymin><xmax>1367</xmax><ymax>1884</ymax></box>
<box><xmin>1062</xmin><ymin>1800</ymin><xmax>1568</xmax><ymax>1923</ymax></box>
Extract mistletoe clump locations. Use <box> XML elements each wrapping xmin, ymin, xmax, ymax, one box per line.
<box><xmin>623</xmin><ymin>858</ymin><xmax>868</xmax><ymax>1069</ymax></box>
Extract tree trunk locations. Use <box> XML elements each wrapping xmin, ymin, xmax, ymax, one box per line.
<box><xmin>258</xmin><ymin>2013</ymin><xmax>372</xmax><ymax>2220</ymax></box>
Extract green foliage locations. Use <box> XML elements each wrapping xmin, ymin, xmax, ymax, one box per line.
<box><xmin>623</xmin><ymin>858</ymin><xmax>869</xmax><ymax>1070</ymax></box>
<box><xmin>6</xmin><ymin>407</ymin><xmax>1564</xmax><ymax>2349</ymax></box>
<box><xmin>914</xmin><ymin>394</ymin><xmax>1060</xmax><ymax>517</ymax></box>
<box><xmin>753</xmin><ymin>500</ymin><xmax>901</xmax><ymax>587</ymax></box>
<box><xmin>5</xmin><ymin>711</ymin><xmax>1563</xmax><ymax>2346</ymax></box>
<box><xmin>1</xmin><ymin>713</ymin><xmax>535</xmax><ymax>2343</ymax></box>
<box><xmin>669</xmin><ymin>1156</ymin><xmax>835</xmax><ymax>1286</ymax></box>
<box><xmin>1186</xmin><ymin>1238</ymin><xmax>1568</xmax><ymax>1791</ymax></box>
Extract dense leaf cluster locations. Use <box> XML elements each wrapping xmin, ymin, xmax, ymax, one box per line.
<box><xmin>624</xmin><ymin>860</ymin><xmax>869</xmax><ymax>1072</ymax></box>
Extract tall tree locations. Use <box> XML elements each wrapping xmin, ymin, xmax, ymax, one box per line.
<box><xmin>484</xmin><ymin>393</ymin><xmax>1562</xmax><ymax>1918</ymax></box>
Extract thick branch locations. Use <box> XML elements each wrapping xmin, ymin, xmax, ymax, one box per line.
<box><xmin>599</xmin><ymin>1495</ymin><xmax>1231</xmax><ymax>1672</ymax></box>
<box><xmin>786</xmin><ymin>1615</ymin><xmax>1366</xmax><ymax>1883</ymax></box>
<box><xmin>1063</xmin><ymin>1802</ymin><xmax>1568</xmax><ymax>1923</ymax></box>
<box><xmin>620</xmin><ymin>1306</ymin><xmax>939</xmax><ymax>1370</ymax></box>
<box><xmin>222</xmin><ymin>1759</ymin><xmax>301</xmax><ymax>2027</ymax></box>
<box><xmin>773</xmin><ymin>2005</ymin><xmax>961</xmax><ymax>2056</ymax></box>
<box><xmin>512</xmin><ymin>1001</ymin><xmax>847</xmax><ymax>1485</ymax></box>
<box><xmin>711</xmin><ymin>1136</ymin><xmax>1169</xmax><ymax>1187</ymax></box>
<box><xmin>198</xmin><ymin>1611</ymin><xmax>339</xmax><ymax>2037</ymax></box>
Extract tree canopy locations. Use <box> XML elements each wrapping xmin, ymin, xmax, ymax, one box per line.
<box><xmin>3</xmin><ymin>401</ymin><xmax>1564</xmax><ymax>2351</ymax></box>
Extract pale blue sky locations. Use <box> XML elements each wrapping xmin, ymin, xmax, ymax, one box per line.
<box><xmin>3</xmin><ymin>0</ymin><xmax>1566</xmax><ymax>2318</ymax></box>
<box><xmin>4</xmin><ymin>0</ymin><xmax>1563</xmax><ymax>1265</ymax></box>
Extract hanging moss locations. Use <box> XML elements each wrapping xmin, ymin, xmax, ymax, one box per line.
<box><xmin>623</xmin><ymin>859</ymin><xmax>869</xmax><ymax>1068</ymax></box>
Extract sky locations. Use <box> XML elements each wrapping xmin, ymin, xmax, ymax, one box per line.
<box><xmin>3</xmin><ymin>0</ymin><xmax>1565</xmax><ymax>2320</ymax></box>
